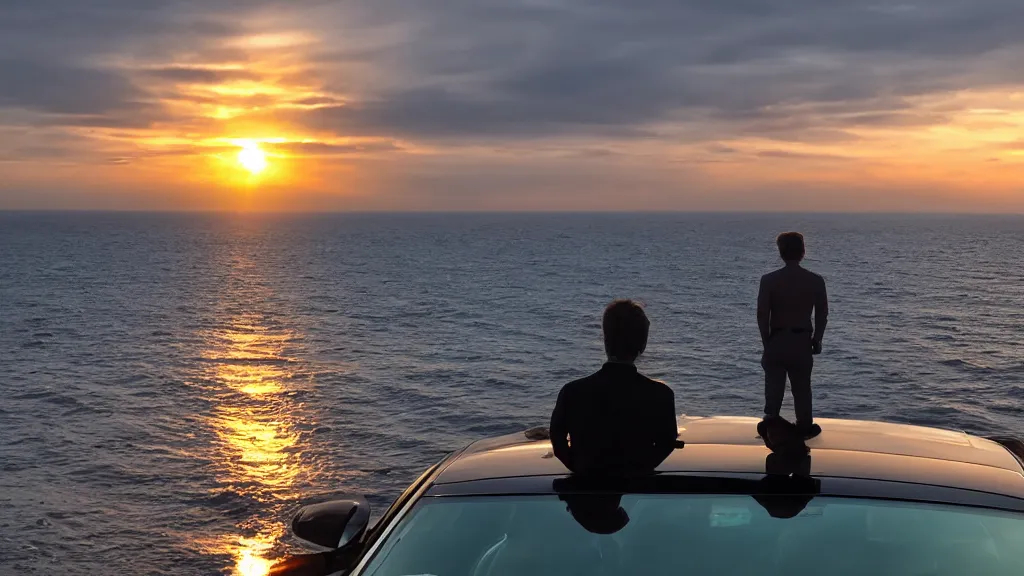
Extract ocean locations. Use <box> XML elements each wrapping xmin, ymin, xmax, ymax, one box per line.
<box><xmin>2</xmin><ymin>212</ymin><xmax>1022</xmax><ymax>574</ymax></box>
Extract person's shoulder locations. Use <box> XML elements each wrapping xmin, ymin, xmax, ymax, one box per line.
<box><xmin>761</xmin><ymin>268</ymin><xmax>784</xmax><ymax>282</ymax></box>
<box><xmin>560</xmin><ymin>370</ymin><xmax>601</xmax><ymax>394</ymax></box>
<box><xmin>802</xmin><ymin>267</ymin><xmax>826</xmax><ymax>284</ymax></box>
<box><xmin>638</xmin><ymin>374</ymin><xmax>674</xmax><ymax>398</ymax></box>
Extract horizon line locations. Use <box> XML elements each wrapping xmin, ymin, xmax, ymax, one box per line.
<box><xmin>2</xmin><ymin>208</ymin><xmax>1024</xmax><ymax>217</ymax></box>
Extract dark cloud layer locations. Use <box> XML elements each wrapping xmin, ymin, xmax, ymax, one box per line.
<box><xmin>270</xmin><ymin>141</ymin><xmax>402</xmax><ymax>156</ymax></box>
<box><xmin>281</xmin><ymin>0</ymin><xmax>1024</xmax><ymax>139</ymax></box>
<box><xmin>0</xmin><ymin>59</ymin><xmax>145</xmax><ymax>115</ymax></box>
<box><xmin>1</xmin><ymin>0</ymin><xmax>1023</xmax><ymax>141</ymax></box>
<box><xmin>139</xmin><ymin>66</ymin><xmax>261</xmax><ymax>83</ymax></box>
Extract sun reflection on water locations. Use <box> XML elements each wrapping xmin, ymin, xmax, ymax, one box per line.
<box><xmin>199</xmin><ymin>314</ymin><xmax>310</xmax><ymax>575</ymax></box>
<box><xmin>215</xmin><ymin>405</ymin><xmax>302</xmax><ymax>491</ymax></box>
<box><xmin>236</xmin><ymin>530</ymin><xmax>282</xmax><ymax>576</ymax></box>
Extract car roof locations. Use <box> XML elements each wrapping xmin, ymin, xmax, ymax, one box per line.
<box><xmin>433</xmin><ymin>416</ymin><xmax>1024</xmax><ymax>499</ymax></box>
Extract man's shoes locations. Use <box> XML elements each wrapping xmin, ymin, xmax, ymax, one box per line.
<box><xmin>759</xmin><ymin>415</ymin><xmax>807</xmax><ymax>454</ymax></box>
<box><xmin>524</xmin><ymin>427</ymin><xmax>550</xmax><ymax>440</ymax></box>
<box><xmin>801</xmin><ymin>423</ymin><xmax>822</xmax><ymax>440</ymax></box>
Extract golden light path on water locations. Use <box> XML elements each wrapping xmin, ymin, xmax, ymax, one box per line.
<box><xmin>199</xmin><ymin>314</ymin><xmax>308</xmax><ymax>576</ymax></box>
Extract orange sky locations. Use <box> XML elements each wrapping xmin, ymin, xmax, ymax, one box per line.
<box><xmin>1</xmin><ymin>2</ymin><xmax>1022</xmax><ymax>212</ymax></box>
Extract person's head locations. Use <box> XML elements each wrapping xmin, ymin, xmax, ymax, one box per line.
<box><xmin>776</xmin><ymin>232</ymin><xmax>805</xmax><ymax>263</ymax></box>
<box><xmin>602</xmin><ymin>299</ymin><xmax>649</xmax><ymax>362</ymax></box>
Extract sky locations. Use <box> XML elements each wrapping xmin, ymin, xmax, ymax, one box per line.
<box><xmin>1</xmin><ymin>0</ymin><xmax>1022</xmax><ymax>212</ymax></box>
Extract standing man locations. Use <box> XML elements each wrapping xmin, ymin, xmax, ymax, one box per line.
<box><xmin>550</xmin><ymin>300</ymin><xmax>679</xmax><ymax>476</ymax></box>
<box><xmin>758</xmin><ymin>232</ymin><xmax>828</xmax><ymax>439</ymax></box>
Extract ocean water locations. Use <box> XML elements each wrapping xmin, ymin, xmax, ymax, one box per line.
<box><xmin>1</xmin><ymin>212</ymin><xmax>1022</xmax><ymax>574</ymax></box>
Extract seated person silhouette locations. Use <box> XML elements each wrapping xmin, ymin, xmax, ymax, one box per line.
<box><xmin>549</xmin><ymin>300</ymin><xmax>679</xmax><ymax>477</ymax></box>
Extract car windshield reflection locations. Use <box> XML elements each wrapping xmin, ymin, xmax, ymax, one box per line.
<box><xmin>360</xmin><ymin>494</ymin><xmax>1024</xmax><ymax>576</ymax></box>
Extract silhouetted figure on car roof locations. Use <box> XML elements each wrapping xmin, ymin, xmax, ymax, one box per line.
<box><xmin>550</xmin><ymin>300</ymin><xmax>680</xmax><ymax>477</ymax></box>
<box><xmin>758</xmin><ymin>232</ymin><xmax>828</xmax><ymax>440</ymax></box>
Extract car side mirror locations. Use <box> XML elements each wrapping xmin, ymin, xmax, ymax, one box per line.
<box><xmin>291</xmin><ymin>497</ymin><xmax>370</xmax><ymax>550</ymax></box>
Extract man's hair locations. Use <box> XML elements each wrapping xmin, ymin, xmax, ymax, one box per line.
<box><xmin>602</xmin><ymin>299</ymin><xmax>650</xmax><ymax>361</ymax></box>
<box><xmin>776</xmin><ymin>232</ymin><xmax>806</xmax><ymax>262</ymax></box>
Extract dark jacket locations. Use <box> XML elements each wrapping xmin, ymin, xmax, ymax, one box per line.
<box><xmin>549</xmin><ymin>363</ymin><xmax>678</xmax><ymax>476</ymax></box>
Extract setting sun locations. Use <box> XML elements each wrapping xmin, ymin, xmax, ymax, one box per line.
<box><xmin>237</xmin><ymin>141</ymin><xmax>268</xmax><ymax>175</ymax></box>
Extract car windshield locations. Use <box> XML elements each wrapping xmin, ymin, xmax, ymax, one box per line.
<box><xmin>359</xmin><ymin>494</ymin><xmax>1024</xmax><ymax>576</ymax></box>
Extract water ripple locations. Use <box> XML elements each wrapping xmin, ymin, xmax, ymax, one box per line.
<box><xmin>2</xmin><ymin>212</ymin><xmax>1023</xmax><ymax>574</ymax></box>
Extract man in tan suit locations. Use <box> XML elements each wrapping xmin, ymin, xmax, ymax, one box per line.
<box><xmin>757</xmin><ymin>232</ymin><xmax>828</xmax><ymax>439</ymax></box>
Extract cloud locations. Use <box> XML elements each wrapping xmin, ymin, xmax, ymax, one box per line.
<box><xmin>139</xmin><ymin>66</ymin><xmax>261</xmax><ymax>83</ymax></box>
<box><xmin>5</xmin><ymin>0</ymin><xmax>1024</xmax><ymax>141</ymax></box>
<box><xmin>756</xmin><ymin>150</ymin><xmax>850</xmax><ymax>161</ymax></box>
<box><xmin>270</xmin><ymin>0</ymin><xmax>1024</xmax><ymax>141</ymax></box>
<box><xmin>2</xmin><ymin>0</ymin><xmax>1024</xmax><ymax>210</ymax></box>
<box><xmin>270</xmin><ymin>141</ymin><xmax>402</xmax><ymax>156</ymax></box>
<box><xmin>0</xmin><ymin>59</ymin><xmax>147</xmax><ymax>116</ymax></box>
<box><xmin>292</xmin><ymin>95</ymin><xmax>345</xmax><ymax>107</ymax></box>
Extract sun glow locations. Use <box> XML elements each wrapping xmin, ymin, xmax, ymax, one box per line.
<box><xmin>237</xmin><ymin>141</ymin><xmax>268</xmax><ymax>175</ymax></box>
